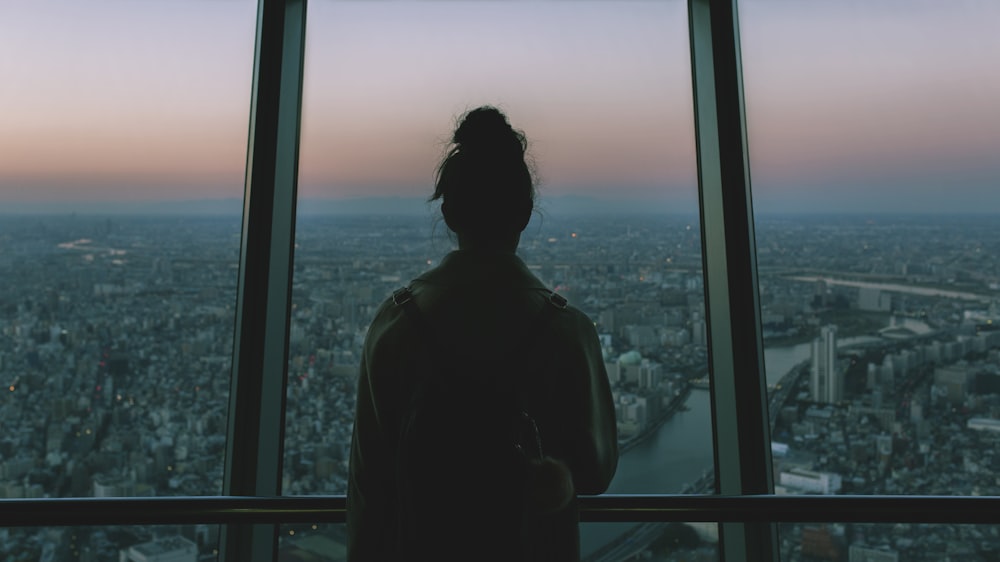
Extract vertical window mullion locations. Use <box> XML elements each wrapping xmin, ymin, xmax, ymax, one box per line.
<box><xmin>688</xmin><ymin>0</ymin><xmax>776</xmax><ymax>560</ymax></box>
<box><xmin>223</xmin><ymin>0</ymin><xmax>307</xmax><ymax>560</ymax></box>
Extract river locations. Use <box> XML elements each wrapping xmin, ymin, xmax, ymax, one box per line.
<box><xmin>762</xmin><ymin>317</ymin><xmax>930</xmax><ymax>386</ymax></box>
<box><xmin>581</xmin><ymin>317</ymin><xmax>931</xmax><ymax>557</ymax></box>
<box><xmin>790</xmin><ymin>276</ymin><xmax>991</xmax><ymax>302</ymax></box>
<box><xmin>581</xmin><ymin>389</ymin><xmax>714</xmax><ymax>556</ymax></box>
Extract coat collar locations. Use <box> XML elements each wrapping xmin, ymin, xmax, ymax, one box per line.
<box><xmin>415</xmin><ymin>250</ymin><xmax>547</xmax><ymax>290</ymax></box>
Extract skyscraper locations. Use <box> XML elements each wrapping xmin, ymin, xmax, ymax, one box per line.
<box><xmin>810</xmin><ymin>325</ymin><xmax>840</xmax><ymax>404</ymax></box>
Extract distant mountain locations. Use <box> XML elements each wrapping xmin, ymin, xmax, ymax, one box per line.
<box><xmin>297</xmin><ymin>197</ymin><xmax>430</xmax><ymax>216</ymax></box>
<box><xmin>299</xmin><ymin>195</ymin><xmax>688</xmax><ymax>216</ymax></box>
<box><xmin>535</xmin><ymin>195</ymin><xmax>689</xmax><ymax>216</ymax></box>
<box><xmin>0</xmin><ymin>194</ymin><xmax>691</xmax><ymax>216</ymax></box>
<box><xmin>0</xmin><ymin>198</ymin><xmax>244</xmax><ymax>215</ymax></box>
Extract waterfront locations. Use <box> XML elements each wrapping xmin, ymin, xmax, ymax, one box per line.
<box><xmin>583</xmin><ymin>347</ymin><xmax>807</xmax><ymax>557</ymax></box>
<box><xmin>618</xmin><ymin>387</ymin><xmax>692</xmax><ymax>455</ymax></box>
<box><xmin>581</xmin><ymin>389</ymin><xmax>714</xmax><ymax>557</ymax></box>
<box><xmin>763</xmin><ymin>317</ymin><xmax>931</xmax><ymax>387</ymax></box>
<box><xmin>583</xmin><ymin>316</ymin><xmax>933</xmax><ymax>558</ymax></box>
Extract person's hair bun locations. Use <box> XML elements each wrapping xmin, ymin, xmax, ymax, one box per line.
<box><xmin>453</xmin><ymin>106</ymin><xmax>525</xmax><ymax>157</ymax></box>
<box><xmin>431</xmin><ymin>105</ymin><xmax>535</xmax><ymax>239</ymax></box>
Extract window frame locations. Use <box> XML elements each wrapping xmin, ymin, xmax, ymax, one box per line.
<box><xmin>689</xmin><ymin>0</ymin><xmax>776</xmax><ymax>559</ymax></box>
<box><xmin>222</xmin><ymin>0</ymin><xmax>306</xmax><ymax>559</ymax></box>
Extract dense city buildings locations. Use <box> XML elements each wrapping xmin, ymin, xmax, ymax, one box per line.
<box><xmin>1</xmin><ymin>212</ymin><xmax>999</xmax><ymax>560</ymax></box>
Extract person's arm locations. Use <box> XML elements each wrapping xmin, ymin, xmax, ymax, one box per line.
<box><xmin>346</xmin><ymin>353</ymin><xmax>390</xmax><ymax>560</ymax></box>
<box><xmin>571</xmin><ymin>315</ymin><xmax>619</xmax><ymax>494</ymax></box>
<box><xmin>347</xmin><ymin>303</ymin><xmax>399</xmax><ymax>560</ymax></box>
<box><xmin>545</xmin><ymin>309</ymin><xmax>619</xmax><ymax>495</ymax></box>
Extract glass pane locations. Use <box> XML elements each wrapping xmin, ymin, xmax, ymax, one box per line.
<box><xmin>0</xmin><ymin>525</ymin><xmax>220</xmax><ymax>561</ymax></box>
<box><xmin>291</xmin><ymin>0</ymin><xmax>709</xmax><ymax>554</ymax></box>
<box><xmin>777</xmin><ymin>523</ymin><xmax>1000</xmax><ymax>562</ymax></box>
<box><xmin>740</xmin><ymin>0</ymin><xmax>1000</xmax><ymax>502</ymax></box>
<box><xmin>0</xmin><ymin>1</ymin><xmax>256</xmax><ymax>498</ymax></box>
<box><xmin>582</xmin><ymin>522</ymin><xmax>720</xmax><ymax>562</ymax></box>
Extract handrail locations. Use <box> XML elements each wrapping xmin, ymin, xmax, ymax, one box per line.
<box><xmin>580</xmin><ymin>494</ymin><xmax>1000</xmax><ymax>523</ymax></box>
<box><xmin>2</xmin><ymin>494</ymin><xmax>999</xmax><ymax>527</ymax></box>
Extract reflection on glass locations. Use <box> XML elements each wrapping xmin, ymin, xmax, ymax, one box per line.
<box><xmin>740</xmin><ymin>0</ymin><xmax>1000</xmax><ymax>518</ymax></box>
<box><xmin>291</xmin><ymin>0</ymin><xmax>711</xmax><ymax>557</ymax></box>
<box><xmin>0</xmin><ymin>0</ymin><xmax>254</xmax><ymax>501</ymax></box>
<box><xmin>278</xmin><ymin>523</ymin><xmax>347</xmax><ymax>561</ymax></box>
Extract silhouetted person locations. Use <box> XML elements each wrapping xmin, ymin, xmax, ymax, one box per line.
<box><xmin>347</xmin><ymin>106</ymin><xmax>618</xmax><ymax>561</ymax></box>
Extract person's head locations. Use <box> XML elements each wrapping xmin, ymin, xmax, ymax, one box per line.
<box><xmin>431</xmin><ymin>106</ymin><xmax>535</xmax><ymax>250</ymax></box>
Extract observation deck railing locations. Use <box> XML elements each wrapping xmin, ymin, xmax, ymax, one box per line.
<box><xmin>1</xmin><ymin>494</ymin><xmax>997</xmax><ymax>527</ymax></box>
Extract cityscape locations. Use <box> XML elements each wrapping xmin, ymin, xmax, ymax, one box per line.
<box><xmin>1</xmin><ymin>211</ymin><xmax>999</xmax><ymax>561</ymax></box>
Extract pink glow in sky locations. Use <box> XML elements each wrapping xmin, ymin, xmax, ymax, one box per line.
<box><xmin>297</xmin><ymin>1</ymin><xmax>695</xmax><ymax>206</ymax></box>
<box><xmin>0</xmin><ymin>1</ymin><xmax>256</xmax><ymax>203</ymax></box>
<box><xmin>740</xmin><ymin>1</ymin><xmax>1000</xmax><ymax>212</ymax></box>
<box><xmin>1</xmin><ymin>1</ymin><xmax>998</xmax><ymax>213</ymax></box>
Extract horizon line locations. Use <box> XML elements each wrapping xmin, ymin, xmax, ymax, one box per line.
<box><xmin>0</xmin><ymin>195</ymin><xmax>997</xmax><ymax>217</ymax></box>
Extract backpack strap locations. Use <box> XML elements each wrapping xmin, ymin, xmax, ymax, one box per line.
<box><xmin>391</xmin><ymin>286</ymin><xmax>429</xmax><ymax>333</ymax></box>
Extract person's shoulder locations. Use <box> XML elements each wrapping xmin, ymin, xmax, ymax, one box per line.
<box><xmin>369</xmin><ymin>293</ymin><xmax>400</xmax><ymax>325</ymax></box>
<box><xmin>545</xmin><ymin>295</ymin><xmax>599</xmax><ymax>342</ymax></box>
<box><xmin>549</xmin><ymin>296</ymin><xmax>593</xmax><ymax>326</ymax></box>
<box><xmin>364</xmin><ymin>291</ymin><xmax>411</xmax><ymax>347</ymax></box>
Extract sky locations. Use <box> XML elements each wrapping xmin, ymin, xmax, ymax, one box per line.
<box><xmin>0</xmin><ymin>1</ymin><xmax>998</xmax><ymax>214</ymax></box>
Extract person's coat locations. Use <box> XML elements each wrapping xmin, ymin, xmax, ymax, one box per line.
<box><xmin>347</xmin><ymin>249</ymin><xmax>618</xmax><ymax>561</ymax></box>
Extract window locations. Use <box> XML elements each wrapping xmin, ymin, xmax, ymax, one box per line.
<box><xmin>291</xmin><ymin>0</ymin><xmax>717</xmax><ymax>557</ymax></box>
<box><xmin>0</xmin><ymin>0</ymin><xmax>256</xmax><ymax>558</ymax></box>
<box><xmin>741</xmin><ymin>0</ymin><xmax>1000</xmax><ymax>558</ymax></box>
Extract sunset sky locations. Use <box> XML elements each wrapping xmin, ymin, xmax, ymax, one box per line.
<box><xmin>1</xmin><ymin>1</ymin><xmax>998</xmax><ymax>213</ymax></box>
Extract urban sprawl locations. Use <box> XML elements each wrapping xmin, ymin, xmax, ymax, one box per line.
<box><xmin>1</xmin><ymin>213</ymin><xmax>999</xmax><ymax>561</ymax></box>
